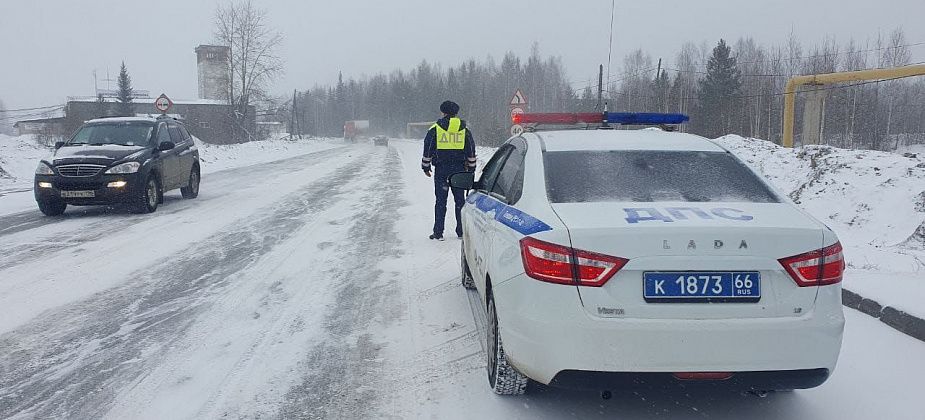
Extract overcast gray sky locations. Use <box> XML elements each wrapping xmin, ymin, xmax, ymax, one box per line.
<box><xmin>2</xmin><ymin>0</ymin><xmax>924</xmax><ymax>110</ymax></box>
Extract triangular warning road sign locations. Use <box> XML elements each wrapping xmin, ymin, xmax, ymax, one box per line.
<box><xmin>510</xmin><ymin>89</ymin><xmax>528</xmax><ymax>106</ymax></box>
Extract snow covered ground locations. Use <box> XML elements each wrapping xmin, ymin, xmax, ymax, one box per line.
<box><xmin>0</xmin><ymin>137</ymin><xmax>922</xmax><ymax>419</ymax></box>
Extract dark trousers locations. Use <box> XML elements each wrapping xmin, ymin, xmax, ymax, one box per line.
<box><xmin>433</xmin><ymin>163</ymin><xmax>466</xmax><ymax>237</ymax></box>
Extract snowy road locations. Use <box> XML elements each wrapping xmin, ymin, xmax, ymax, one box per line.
<box><xmin>0</xmin><ymin>140</ymin><xmax>922</xmax><ymax>419</ymax></box>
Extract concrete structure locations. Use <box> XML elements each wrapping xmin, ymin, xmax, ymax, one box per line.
<box><xmin>13</xmin><ymin>117</ymin><xmax>66</xmax><ymax>136</ymax></box>
<box><xmin>62</xmin><ymin>97</ymin><xmax>255</xmax><ymax>144</ymax></box>
<box><xmin>195</xmin><ymin>45</ymin><xmax>230</xmax><ymax>101</ymax></box>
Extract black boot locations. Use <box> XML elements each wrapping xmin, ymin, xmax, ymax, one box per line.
<box><xmin>429</xmin><ymin>233</ymin><xmax>445</xmax><ymax>241</ymax></box>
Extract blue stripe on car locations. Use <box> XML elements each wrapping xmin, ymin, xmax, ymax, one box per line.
<box><xmin>467</xmin><ymin>192</ymin><xmax>552</xmax><ymax>235</ymax></box>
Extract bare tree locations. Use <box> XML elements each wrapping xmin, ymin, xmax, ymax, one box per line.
<box><xmin>214</xmin><ymin>0</ymin><xmax>283</xmax><ymax>141</ymax></box>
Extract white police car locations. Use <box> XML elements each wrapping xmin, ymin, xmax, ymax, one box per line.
<box><xmin>450</xmin><ymin>112</ymin><xmax>846</xmax><ymax>395</ymax></box>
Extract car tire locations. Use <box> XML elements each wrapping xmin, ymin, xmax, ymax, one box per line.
<box><xmin>461</xmin><ymin>242</ymin><xmax>476</xmax><ymax>290</ymax></box>
<box><xmin>134</xmin><ymin>175</ymin><xmax>159</xmax><ymax>214</ymax></box>
<box><xmin>37</xmin><ymin>199</ymin><xmax>66</xmax><ymax>216</ymax></box>
<box><xmin>487</xmin><ymin>293</ymin><xmax>528</xmax><ymax>395</ymax></box>
<box><xmin>180</xmin><ymin>165</ymin><xmax>200</xmax><ymax>199</ymax></box>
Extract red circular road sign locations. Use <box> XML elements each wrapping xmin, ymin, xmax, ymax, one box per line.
<box><xmin>155</xmin><ymin>94</ymin><xmax>173</xmax><ymax>113</ymax></box>
<box><xmin>510</xmin><ymin>107</ymin><xmax>525</xmax><ymax>120</ymax></box>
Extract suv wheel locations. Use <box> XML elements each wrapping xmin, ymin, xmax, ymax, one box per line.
<box><xmin>461</xmin><ymin>242</ymin><xmax>476</xmax><ymax>290</ymax></box>
<box><xmin>37</xmin><ymin>199</ymin><xmax>66</xmax><ymax>216</ymax></box>
<box><xmin>134</xmin><ymin>175</ymin><xmax>159</xmax><ymax>213</ymax></box>
<box><xmin>487</xmin><ymin>293</ymin><xmax>528</xmax><ymax>395</ymax></box>
<box><xmin>181</xmin><ymin>165</ymin><xmax>200</xmax><ymax>199</ymax></box>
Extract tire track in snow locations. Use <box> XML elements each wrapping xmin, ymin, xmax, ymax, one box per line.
<box><xmin>276</xmin><ymin>146</ymin><xmax>408</xmax><ymax>420</ymax></box>
<box><xmin>0</xmin><ymin>148</ymin><xmax>366</xmax><ymax>420</ymax></box>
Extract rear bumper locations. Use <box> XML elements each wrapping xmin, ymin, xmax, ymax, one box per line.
<box><xmin>34</xmin><ymin>173</ymin><xmax>141</xmax><ymax>206</ymax></box>
<box><xmin>549</xmin><ymin>368</ymin><xmax>829</xmax><ymax>391</ymax></box>
<box><xmin>492</xmin><ymin>275</ymin><xmax>845</xmax><ymax>388</ymax></box>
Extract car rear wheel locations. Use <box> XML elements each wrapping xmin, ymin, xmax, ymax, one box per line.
<box><xmin>134</xmin><ymin>175</ymin><xmax>159</xmax><ymax>213</ymax></box>
<box><xmin>181</xmin><ymin>165</ymin><xmax>200</xmax><ymax>199</ymax></box>
<box><xmin>37</xmin><ymin>199</ymin><xmax>66</xmax><ymax>216</ymax></box>
<box><xmin>461</xmin><ymin>242</ymin><xmax>476</xmax><ymax>290</ymax></box>
<box><xmin>487</xmin><ymin>293</ymin><xmax>528</xmax><ymax>395</ymax></box>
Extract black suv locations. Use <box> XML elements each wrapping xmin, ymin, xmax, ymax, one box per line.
<box><xmin>34</xmin><ymin>116</ymin><xmax>201</xmax><ymax>215</ymax></box>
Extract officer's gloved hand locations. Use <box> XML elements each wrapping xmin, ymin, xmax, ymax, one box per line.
<box><xmin>423</xmin><ymin>168</ymin><xmax>432</xmax><ymax>177</ymax></box>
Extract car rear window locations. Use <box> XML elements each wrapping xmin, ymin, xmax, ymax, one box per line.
<box><xmin>543</xmin><ymin>150</ymin><xmax>780</xmax><ymax>203</ymax></box>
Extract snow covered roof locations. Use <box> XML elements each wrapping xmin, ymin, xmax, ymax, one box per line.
<box><xmin>533</xmin><ymin>128</ymin><xmax>726</xmax><ymax>153</ymax></box>
<box><xmin>67</xmin><ymin>96</ymin><xmax>229</xmax><ymax>106</ymax></box>
<box><xmin>85</xmin><ymin>116</ymin><xmax>160</xmax><ymax>124</ymax></box>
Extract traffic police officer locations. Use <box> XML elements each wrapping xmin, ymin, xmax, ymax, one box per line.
<box><xmin>422</xmin><ymin>101</ymin><xmax>477</xmax><ymax>240</ymax></box>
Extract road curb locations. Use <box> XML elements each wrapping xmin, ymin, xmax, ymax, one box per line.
<box><xmin>843</xmin><ymin>289</ymin><xmax>925</xmax><ymax>342</ymax></box>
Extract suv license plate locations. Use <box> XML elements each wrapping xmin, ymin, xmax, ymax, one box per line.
<box><xmin>61</xmin><ymin>190</ymin><xmax>95</xmax><ymax>198</ymax></box>
<box><xmin>643</xmin><ymin>271</ymin><xmax>760</xmax><ymax>303</ymax></box>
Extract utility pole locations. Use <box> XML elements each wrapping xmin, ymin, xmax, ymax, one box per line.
<box><xmin>655</xmin><ymin>57</ymin><xmax>667</xmax><ymax>112</ymax></box>
<box><xmin>597</xmin><ymin>64</ymin><xmax>604</xmax><ymax>111</ymax></box>
<box><xmin>290</xmin><ymin>90</ymin><xmax>297</xmax><ymax>140</ymax></box>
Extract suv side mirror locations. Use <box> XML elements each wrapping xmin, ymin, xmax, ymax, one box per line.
<box><xmin>158</xmin><ymin>141</ymin><xmax>176</xmax><ymax>151</ymax></box>
<box><xmin>54</xmin><ymin>141</ymin><xmax>65</xmax><ymax>149</ymax></box>
<box><xmin>448</xmin><ymin>172</ymin><xmax>477</xmax><ymax>190</ymax></box>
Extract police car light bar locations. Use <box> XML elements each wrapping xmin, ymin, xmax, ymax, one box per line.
<box><xmin>605</xmin><ymin>112</ymin><xmax>689</xmax><ymax>125</ymax></box>
<box><xmin>513</xmin><ymin>113</ymin><xmax>602</xmax><ymax>125</ymax></box>
<box><xmin>513</xmin><ymin>112</ymin><xmax>689</xmax><ymax>127</ymax></box>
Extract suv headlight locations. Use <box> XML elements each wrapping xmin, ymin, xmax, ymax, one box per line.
<box><xmin>35</xmin><ymin>162</ymin><xmax>55</xmax><ymax>175</ymax></box>
<box><xmin>105</xmin><ymin>162</ymin><xmax>141</xmax><ymax>174</ymax></box>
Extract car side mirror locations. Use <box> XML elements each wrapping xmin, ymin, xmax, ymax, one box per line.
<box><xmin>448</xmin><ymin>172</ymin><xmax>476</xmax><ymax>190</ymax></box>
<box><xmin>54</xmin><ymin>141</ymin><xmax>65</xmax><ymax>149</ymax></box>
<box><xmin>158</xmin><ymin>141</ymin><xmax>176</xmax><ymax>151</ymax></box>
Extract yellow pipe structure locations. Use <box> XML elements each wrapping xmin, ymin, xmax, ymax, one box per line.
<box><xmin>782</xmin><ymin>64</ymin><xmax>925</xmax><ymax>147</ymax></box>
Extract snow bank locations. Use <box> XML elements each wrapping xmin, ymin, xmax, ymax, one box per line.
<box><xmin>715</xmin><ymin>135</ymin><xmax>925</xmax><ymax>249</ymax></box>
<box><xmin>715</xmin><ymin>135</ymin><xmax>925</xmax><ymax>318</ymax></box>
<box><xmin>0</xmin><ymin>134</ymin><xmax>53</xmax><ymax>185</ymax></box>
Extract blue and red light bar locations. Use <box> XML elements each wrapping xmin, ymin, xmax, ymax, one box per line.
<box><xmin>605</xmin><ymin>112</ymin><xmax>689</xmax><ymax>125</ymax></box>
<box><xmin>513</xmin><ymin>112</ymin><xmax>689</xmax><ymax>126</ymax></box>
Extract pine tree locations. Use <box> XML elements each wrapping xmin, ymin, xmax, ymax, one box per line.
<box><xmin>117</xmin><ymin>61</ymin><xmax>134</xmax><ymax>117</ymax></box>
<box><xmin>697</xmin><ymin>39</ymin><xmax>741</xmax><ymax>137</ymax></box>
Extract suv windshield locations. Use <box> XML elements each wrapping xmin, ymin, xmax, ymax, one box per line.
<box><xmin>544</xmin><ymin>150</ymin><xmax>780</xmax><ymax>203</ymax></box>
<box><xmin>68</xmin><ymin>123</ymin><xmax>154</xmax><ymax>147</ymax></box>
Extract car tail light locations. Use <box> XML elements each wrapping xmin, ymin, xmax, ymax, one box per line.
<box><xmin>779</xmin><ymin>241</ymin><xmax>845</xmax><ymax>287</ymax></box>
<box><xmin>520</xmin><ymin>237</ymin><xmax>628</xmax><ymax>287</ymax></box>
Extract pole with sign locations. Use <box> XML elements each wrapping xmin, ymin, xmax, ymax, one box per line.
<box><xmin>154</xmin><ymin>93</ymin><xmax>173</xmax><ymax>114</ymax></box>
<box><xmin>509</xmin><ymin>89</ymin><xmax>528</xmax><ymax>137</ymax></box>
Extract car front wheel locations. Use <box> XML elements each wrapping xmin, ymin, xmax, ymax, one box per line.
<box><xmin>181</xmin><ymin>165</ymin><xmax>200</xmax><ymax>199</ymax></box>
<box><xmin>134</xmin><ymin>175</ymin><xmax>159</xmax><ymax>213</ymax></box>
<box><xmin>487</xmin><ymin>293</ymin><xmax>528</xmax><ymax>395</ymax></box>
